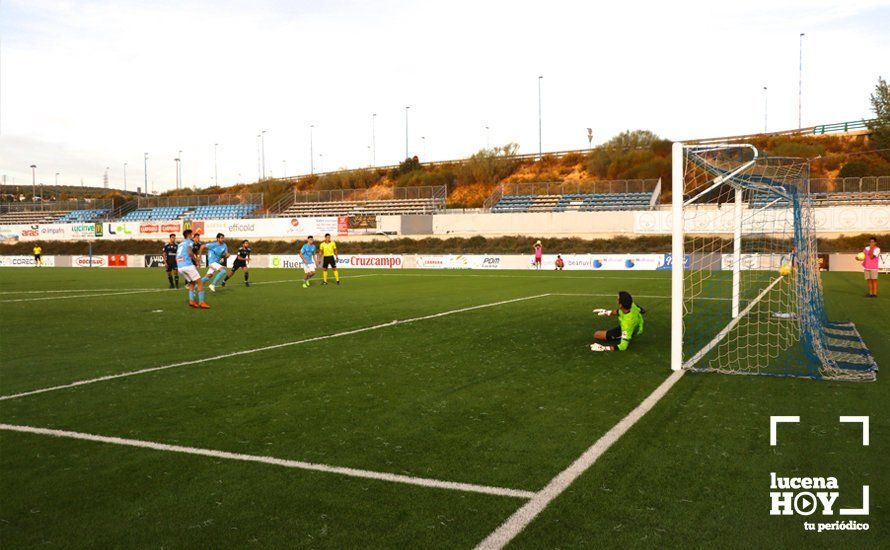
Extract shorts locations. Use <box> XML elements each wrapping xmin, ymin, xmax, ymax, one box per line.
<box><xmin>232</xmin><ymin>259</ymin><xmax>247</xmax><ymax>270</ymax></box>
<box><xmin>34</xmin><ymin>254</ymin><xmax>41</xmax><ymax>261</ymax></box>
<box><xmin>165</xmin><ymin>257</ymin><xmax>177</xmax><ymax>271</ymax></box>
<box><xmin>605</xmin><ymin>326</ymin><xmax>622</xmax><ymax>343</ymax></box>
<box><xmin>322</xmin><ymin>256</ymin><xmax>337</xmax><ymax>269</ymax></box>
<box><xmin>179</xmin><ymin>265</ymin><xmax>201</xmax><ymax>283</ymax></box>
<box><xmin>303</xmin><ymin>261</ymin><xmax>316</xmax><ymax>274</ymax></box>
<box><xmin>864</xmin><ymin>269</ymin><xmax>879</xmax><ymax>280</ymax></box>
<box><xmin>206</xmin><ymin>262</ymin><xmax>224</xmax><ymax>276</ymax></box>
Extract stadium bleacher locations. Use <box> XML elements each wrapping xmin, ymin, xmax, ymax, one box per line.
<box><xmin>55</xmin><ymin>209</ymin><xmax>109</xmax><ymax>223</ymax></box>
<box><xmin>190</xmin><ymin>204</ymin><xmax>259</xmax><ymax>219</ymax></box>
<box><xmin>0</xmin><ymin>210</ymin><xmax>69</xmax><ymax>224</ymax></box>
<box><xmin>121</xmin><ymin>206</ymin><xmax>190</xmax><ymax>221</ymax></box>
<box><xmin>492</xmin><ymin>192</ymin><xmax>653</xmax><ymax>213</ymax></box>
<box><xmin>280</xmin><ymin>198</ymin><xmax>442</xmax><ymax>217</ymax></box>
<box><xmin>121</xmin><ymin>203</ymin><xmax>259</xmax><ymax>221</ymax></box>
<box><xmin>751</xmin><ymin>190</ymin><xmax>890</xmax><ymax>208</ymax></box>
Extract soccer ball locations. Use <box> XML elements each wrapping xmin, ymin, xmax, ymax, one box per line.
<box><xmin>779</xmin><ymin>264</ymin><xmax>792</xmax><ymax>277</ymax></box>
<box><xmin>856</xmin><ymin>252</ymin><xmax>866</xmax><ymax>262</ymax></box>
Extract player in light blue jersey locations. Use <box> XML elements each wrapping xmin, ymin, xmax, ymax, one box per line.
<box><xmin>176</xmin><ymin>229</ymin><xmax>210</xmax><ymax>308</ymax></box>
<box><xmin>202</xmin><ymin>233</ymin><xmax>230</xmax><ymax>292</ymax></box>
<box><xmin>300</xmin><ymin>236</ymin><xmax>319</xmax><ymax>288</ymax></box>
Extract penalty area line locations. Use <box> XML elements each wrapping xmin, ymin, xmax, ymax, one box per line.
<box><xmin>0</xmin><ymin>423</ymin><xmax>535</xmax><ymax>499</ymax></box>
<box><xmin>0</xmin><ymin>293</ymin><xmax>550</xmax><ymax>402</ymax></box>
<box><xmin>475</xmin><ymin>369</ymin><xmax>686</xmax><ymax>549</ymax></box>
<box><xmin>0</xmin><ymin>274</ymin><xmax>378</xmax><ymax>302</ymax></box>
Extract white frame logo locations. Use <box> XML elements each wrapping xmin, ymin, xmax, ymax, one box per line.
<box><xmin>769</xmin><ymin>416</ymin><xmax>870</xmax><ymax>532</ymax></box>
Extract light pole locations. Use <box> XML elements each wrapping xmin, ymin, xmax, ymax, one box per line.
<box><xmin>371</xmin><ymin>113</ymin><xmax>377</xmax><ymax>167</ymax></box>
<box><xmin>762</xmin><ymin>86</ymin><xmax>768</xmax><ymax>132</ymax></box>
<box><xmin>30</xmin><ymin>165</ymin><xmax>36</xmax><ymax>200</ymax></box>
<box><xmin>144</xmin><ymin>153</ymin><xmax>148</xmax><ymax>195</ymax></box>
<box><xmin>123</xmin><ymin>163</ymin><xmax>127</xmax><ymax>191</ymax></box>
<box><xmin>798</xmin><ymin>33</ymin><xmax>805</xmax><ymax>129</ymax></box>
<box><xmin>174</xmin><ymin>157</ymin><xmax>181</xmax><ymax>189</ymax></box>
<box><xmin>260</xmin><ymin>130</ymin><xmax>267</xmax><ymax>179</ymax></box>
<box><xmin>368</xmin><ymin>145</ymin><xmax>372</xmax><ymax>167</ymax></box>
<box><xmin>421</xmin><ymin>136</ymin><xmax>426</xmax><ymax>159</ymax></box>
<box><xmin>485</xmin><ymin>125</ymin><xmax>490</xmax><ymax>149</ymax></box>
<box><xmin>178</xmin><ymin>150</ymin><xmax>183</xmax><ymax>189</ymax></box>
<box><xmin>537</xmin><ymin>75</ymin><xmax>543</xmax><ymax>160</ymax></box>
<box><xmin>55</xmin><ymin>172</ymin><xmax>59</xmax><ymax>187</ymax></box>
<box><xmin>405</xmin><ymin>106</ymin><xmax>410</xmax><ymax>159</ymax></box>
<box><xmin>256</xmin><ymin>135</ymin><xmax>263</xmax><ymax>181</ymax></box>
<box><xmin>214</xmin><ymin>143</ymin><xmax>219</xmax><ymax>186</ymax></box>
<box><xmin>309</xmin><ymin>124</ymin><xmax>315</xmax><ymax>175</ymax></box>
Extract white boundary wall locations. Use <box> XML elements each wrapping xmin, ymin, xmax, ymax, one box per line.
<box><xmin>4</xmin><ymin>252</ymin><xmax>884</xmax><ymax>271</ymax></box>
<box><xmin>2</xmin><ymin>206</ymin><xmax>887</xmax><ymax>243</ymax></box>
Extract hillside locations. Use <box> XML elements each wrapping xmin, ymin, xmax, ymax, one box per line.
<box><xmin>161</xmin><ymin>129</ymin><xmax>888</xmax><ymax>210</ymax></box>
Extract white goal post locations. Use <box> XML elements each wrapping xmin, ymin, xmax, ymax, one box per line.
<box><xmin>670</xmin><ymin>142</ymin><xmax>876</xmax><ymax>381</ymax></box>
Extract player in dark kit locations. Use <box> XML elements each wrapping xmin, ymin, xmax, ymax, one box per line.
<box><xmin>162</xmin><ymin>234</ymin><xmax>179</xmax><ymax>288</ymax></box>
<box><xmin>192</xmin><ymin>233</ymin><xmax>204</xmax><ymax>265</ymax></box>
<box><xmin>223</xmin><ymin>240</ymin><xmax>251</xmax><ymax>287</ymax></box>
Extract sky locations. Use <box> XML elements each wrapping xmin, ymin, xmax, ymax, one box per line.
<box><xmin>0</xmin><ymin>0</ymin><xmax>888</xmax><ymax>193</ymax></box>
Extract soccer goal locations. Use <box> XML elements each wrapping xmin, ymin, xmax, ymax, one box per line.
<box><xmin>670</xmin><ymin>142</ymin><xmax>877</xmax><ymax>381</ymax></box>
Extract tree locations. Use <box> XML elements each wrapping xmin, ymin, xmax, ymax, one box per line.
<box><xmin>867</xmin><ymin>76</ymin><xmax>890</xmax><ymax>160</ymax></box>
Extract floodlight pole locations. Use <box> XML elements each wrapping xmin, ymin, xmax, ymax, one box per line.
<box><xmin>762</xmin><ymin>86</ymin><xmax>768</xmax><ymax>132</ymax></box>
<box><xmin>261</xmin><ymin>130</ymin><xmax>267</xmax><ymax>179</ymax></box>
<box><xmin>256</xmin><ymin>134</ymin><xmax>262</xmax><ymax>181</ymax></box>
<box><xmin>405</xmin><ymin>106</ymin><xmax>410</xmax><ymax>159</ymax></box>
<box><xmin>30</xmin><ymin>164</ymin><xmax>36</xmax><ymax>200</ymax></box>
<box><xmin>798</xmin><ymin>33</ymin><xmax>804</xmax><ymax>129</ymax></box>
<box><xmin>214</xmin><ymin>143</ymin><xmax>219</xmax><ymax>186</ymax></box>
<box><xmin>671</xmin><ymin>142</ymin><xmax>684</xmax><ymax>371</ymax></box>
<box><xmin>309</xmin><ymin>124</ymin><xmax>315</xmax><ymax>175</ymax></box>
<box><xmin>537</xmin><ymin>76</ymin><xmax>543</xmax><ymax>160</ymax></box>
<box><xmin>144</xmin><ymin>153</ymin><xmax>148</xmax><ymax>195</ymax></box>
<box><xmin>371</xmin><ymin>113</ymin><xmax>376</xmax><ymax>167</ymax></box>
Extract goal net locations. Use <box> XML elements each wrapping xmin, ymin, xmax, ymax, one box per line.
<box><xmin>670</xmin><ymin>143</ymin><xmax>877</xmax><ymax>381</ymax></box>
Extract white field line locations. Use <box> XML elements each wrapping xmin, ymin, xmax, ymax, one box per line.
<box><xmin>0</xmin><ymin>288</ymin><xmax>170</xmax><ymax>303</ymax></box>
<box><xmin>0</xmin><ymin>288</ymin><xmax>160</xmax><ymax>294</ymax></box>
<box><xmin>0</xmin><ymin>293</ymin><xmax>550</xmax><ymax>401</ymax></box>
<box><xmin>375</xmin><ymin>273</ymin><xmax>670</xmax><ymax>281</ymax></box>
<box><xmin>0</xmin><ymin>274</ymin><xmax>378</xmax><ymax>303</ymax></box>
<box><xmin>0</xmin><ymin>423</ymin><xmax>535</xmax><ymax>499</ymax></box>
<box><xmin>551</xmin><ymin>292</ymin><xmax>730</xmax><ymax>302</ymax></box>
<box><xmin>475</xmin><ymin>369</ymin><xmax>686</xmax><ymax>549</ymax></box>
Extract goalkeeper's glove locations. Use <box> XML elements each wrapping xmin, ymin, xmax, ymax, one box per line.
<box><xmin>590</xmin><ymin>342</ymin><xmax>610</xmax><ymax>352</ymax></box>
<box><xmin>593</xmin><ymin>308</ymin><xmax>613</xmax><ymax>316</ymax></box>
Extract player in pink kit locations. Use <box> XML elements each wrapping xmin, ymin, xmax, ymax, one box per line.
<box><xmin>861</xmin><ymin>236</ymin><xmax>880</xmax><ymax>298</ymax></box>
<box><xmin>533</xmin><ymin>240</ymin><xmax>543</xmax><ymax>270</ymax></box>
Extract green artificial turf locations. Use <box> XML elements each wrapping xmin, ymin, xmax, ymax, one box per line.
<box><xmin>0</xmin><ymin>268</ymin><xmax>885</xmax><ymax>548</ymax></box>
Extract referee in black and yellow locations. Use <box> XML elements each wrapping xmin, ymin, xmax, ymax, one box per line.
<box><xmin>319</xmin><ymin>233</ymin><xmax>340</xmax><ymax>285</ymax></box>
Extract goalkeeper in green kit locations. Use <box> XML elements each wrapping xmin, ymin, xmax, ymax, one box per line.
<box><xmin>590</xmin><ymin>291</ymin><xmax>646</xmax><ymax>352</ymax></box>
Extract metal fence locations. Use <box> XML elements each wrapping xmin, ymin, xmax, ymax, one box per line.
<box><xmin>809</xmin><ymin>177</ymin><xmax>890</xmax><ymax>194</ymax></box>
<box><xmin>136</xmin><ymin>193</ymin><xmax>264</xmax><ymax>208</ymax></box>
<box><xmin>499</xmin><ymin>179</ymin><xmax>659</xmax><ymax>197</ymax></box>
<box><xmin>0</xmin><ymin>198</ymin><xmax>114</xmax><ymax>214</ymax></box>
<box><xmin>290</xmin><ymin>185</ymin><xmax>447</xmax><ymax>204</ymax></box>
